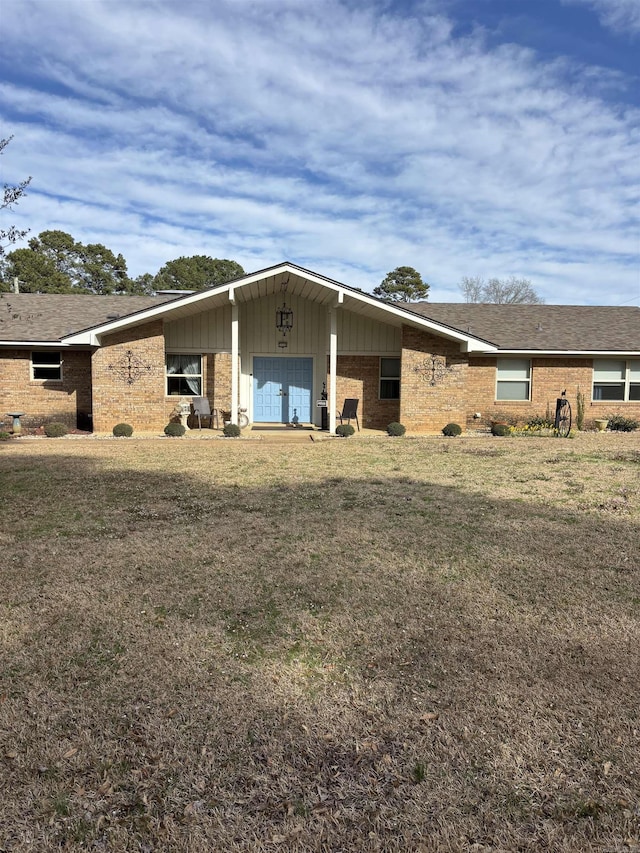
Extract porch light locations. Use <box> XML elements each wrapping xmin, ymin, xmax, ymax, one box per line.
<box><xmin>276</xmin><ymin>302</ymin><xmax>293</xmax><ymax>335</ymax></box>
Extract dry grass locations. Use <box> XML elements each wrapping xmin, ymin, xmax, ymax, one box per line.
<box><xmin>0</xmin><ymin>432</ymin><xmax>639</xmax><ymax>852</ymax></box>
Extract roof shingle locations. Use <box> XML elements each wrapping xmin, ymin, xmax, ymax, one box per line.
<box><xmin>0</xmin><ymin>292</ymin><xmax>638</xmax><ymax>352</ymax></box>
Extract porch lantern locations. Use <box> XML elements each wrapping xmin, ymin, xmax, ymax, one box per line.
<box><xmin>275</xmin><ymin>302</ymin><xmax>293</xmax><ymax>336</ymax></box>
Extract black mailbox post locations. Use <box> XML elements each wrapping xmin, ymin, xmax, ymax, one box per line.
<box><xmin>318</xmin><ymin>383</ymin><xmax>328</xmax><ymax>431</ymax></box>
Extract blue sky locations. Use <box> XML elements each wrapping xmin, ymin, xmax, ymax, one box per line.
<box><xmin>0</xmin><ymin>0</ymin><xmax>638</xmax><ymax>304</ymax></box>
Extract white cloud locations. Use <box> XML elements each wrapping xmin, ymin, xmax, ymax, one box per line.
<box><xmin>563</xmin><ymin>0</ymin><xmax>640</xmax><ymax>35</ymax></box>
<box><xmin>0</xmin><ymin>0</ymin><xmax>638</xmax><ymax>305</ymax></box>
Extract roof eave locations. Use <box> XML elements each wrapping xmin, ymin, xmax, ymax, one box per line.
<box><xmin>61</xmin><ymin>262</ymin><xmax>497</xmax><ymax>352</ymax></box>
<box><xmin>0</xmin><ymin>339</ymin><xmax>86</xmax><ymax>348</ymax></box>
<box><xmin>496</xmin><ymin>349</ymin><xmax>640</xmax><ymax>357</ymax></box>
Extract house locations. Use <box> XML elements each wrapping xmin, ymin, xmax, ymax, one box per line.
<box><xmin>1</xmin><ymin>262</ymin><xmax>638</xmax><ymax>434</ymax></box>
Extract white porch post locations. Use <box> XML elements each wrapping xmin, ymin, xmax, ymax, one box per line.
<box><xmin>329</xmin><ymin>307</ymin><xmax>338</xmax><ymax>434</ymax></box>
<box><xmin>231</xmin><ymin>297</ymin><xmax>239</xmax><ymax>426</ymax></box>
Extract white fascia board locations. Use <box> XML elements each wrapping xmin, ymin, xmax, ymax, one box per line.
<box><xmin>59</xmin><ymin>261</ymin><xmax>493</xmax><ymax>351</ymax></box>
<box><xmin>60</xmin><ymin>265</ymin><xmax>302</xmax><ymax>344</ymax></box>
<box><xmin>348</xmin><ymin>300</ymin><xmax>496</xmax><ymax>351</ymax></box>
<box><xmin>0</xmin><ymin>340</ymin><xmax>79</xmax><ymax>348</ymax></box>
<box><xmin>231</xmin><ymin>263</ymin><xmax>496</xmax><ymax>350</ymax></box>
<box><xmin>61</xmin><ymin>286</ymin><xmax>227</xmax><ymax>345</ymax></box>
<box><xmin>290</xmin><ymin>277</ymin><xmax>495</xmax><ymax>350</ymax></box>
<box><xmin>496</xmin><ymin>350</ymin><xmax>640</xmax><ymax>357</ymax></box>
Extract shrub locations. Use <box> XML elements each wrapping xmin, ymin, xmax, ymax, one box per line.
<box><xmin>112</xmin><ymin>423</ymin><xmax>133</xmax><ymax>437</ymax></box>
<box><xmin>223</xmin><ymin>423</ymin><xmax>242</xmax><ymax>437</ymax></box>
<box><xmin>0</xmin><ymin>431</ymin><xmax>11</xmax><ymax>441</ymax></box>
<box><xmin>525</xmin><ymin>414</ymin><xmax>554</xmax><ymax>430</ymax></box>
<box><xmin>387</xmin><ymin>422</ymin><xmax>406</xmax><ymax>437</ymax></box>
<box><xmin>164</xmin><ymin>422</ymin><xmax>185</xmax><ymax>437</ymax></box>
<box><xmin>442</xmin><ymin>422</ymin><xmax>462</xmax><ymax>437</ymax></box>
<box><xmin>606</xmin><ymin>414</ymin><xmax>639</xmax><ymax>432</ymax></box>
<box><xmin>491</xmin><ymin>412</ymin><xmax>519</xmax><ymax>427</ymax></box>
<box><xmin>336</xmin><ymin>424</ymin><xmax>355</xmax><ymax>437</ymax></box>
<box><xmin>44</xmin><ymin>422</ymin><xmax>68</xmax><ymax>438</ymax></box>
<box><xmin>491</xmin><ymin>423</ymin><xmax>511</xmax><ymax>437</ymax></box>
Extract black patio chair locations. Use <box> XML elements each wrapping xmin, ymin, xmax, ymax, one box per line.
<box><xmin>191</xmin><ymin>397</ymin><xmax>218</xmax><ymax>429</ymax></box>
<box><xmin>337</xmin><ymin>398</ymin><xmax>360</xmax><ymax>431</ymax></box>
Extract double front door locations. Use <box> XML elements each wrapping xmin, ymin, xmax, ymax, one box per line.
<box><xmin>253</xmin><ymin>357</ymin><xmax>313</xmax><ymax>423</ymax></box>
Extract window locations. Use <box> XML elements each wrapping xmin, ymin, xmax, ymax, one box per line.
<box><xmin>166</xmin><ymin>353</ymin><xmax>202</xmax><ymax>396</ymax></box>
<box><xmin>380</xmin><ymin>357</ymin><xmax>400</xmax><ymax>400</ymax></box>
<box><xmin>31</xmin><ymin>351</ymin><xmax>62</xmax><ymax>380</ymax></box>
<box><xmin>593</xmin><ymin>359</ymin><xmax>640</xmax><ymax>402</ymax></box>
<box><xmin>496</xmin><ymin>358</ymin><xmax>530</xmax><ymax>401</ymax></box>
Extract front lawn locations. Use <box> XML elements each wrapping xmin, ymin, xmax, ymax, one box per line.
<box><xmin>1</xmin><ymin>433</ymin><xmax>638</xmax><ymax>851</ymax></box>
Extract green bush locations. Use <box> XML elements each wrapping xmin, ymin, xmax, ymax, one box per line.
<box><xmin>442</xmin><ymin>422</ymin><xmax>462</xmax><ymax>437</ymax></box>
<box><xmin>0</xmin><ymin>431</ymin><xmax>11</xmax><ymax>441</ymax></box>
<box><xmin>491</xmin><ymin>423</ymin><xmax>511</xmax><ymax>437</ymax></box>
<box><xmin>336</xmin><ymin>424</ymin><xmax>355</xmax><ymax>437</ymax></box>
<box><xmin>164</xmin><ymin>422</ymin><xmax>186</xmax><ymax>437</ymax></box>
<box><xmin>606</xmin><ymin>414</ymin><xmax>639</xmax><ymax>432</ymax></box>
<box><xmin>386</xmin><ymin>422</ymin><xmax>406</xmax><ymax>437</ymax></box>
<box><xmin>223</xmin><ymin>423</ymin><xmax>242</xmax><ymax>437</ymax></box>
<box><xmin>112</xmin><ymin>423</ymin><xmax>134</xmax><ymax>437</ymax></box>
<box><xmin>44</xmin><ymin>422</ymin><xmax>68</xmax><ymax>438</ymax></box>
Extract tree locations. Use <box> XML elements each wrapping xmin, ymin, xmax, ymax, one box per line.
<box><xmin>0</xmin><ymin>136</ymin><xmax>32</xmax><ymax>262</ymax></box>
<box><xmin>2</xmin><ymin>229</ymin><xmax>137</xmax><ymax>294</ymax></box>
<box><xmin>373</xmin><ymin>266</ymin><xmax>429</xmax><ymax>302</ymax></box>
<box><xmin>153</xmin><ymin>256</ymin><xmax>245</xmax><ymax>291</ymax></box>
<box><xmin>77</xmin><ymin>243</ymin><xmax>131</xmax><ymax>294</ymax></box>
<box><xmin>460</xmin><ymin>275</ymin><xmax>544</xmax><ymax>304</ymax></box>
<box><xmin>1</xmin><ymin>247</ymin><xmax>71</xmax><ymax>293</ymax></box>
<box><xmin>130</xmin><ymin>272</ymin><xmax>156</xmax><ymax>295</ymax></box>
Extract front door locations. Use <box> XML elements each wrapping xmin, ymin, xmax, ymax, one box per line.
<box><xmin>253</xmin><ymin>357</ymin><xmax>313</xmax><ymax>423</ymax></box>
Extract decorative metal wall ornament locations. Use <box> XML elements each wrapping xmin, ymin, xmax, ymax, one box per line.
<box><xmin>108</xmin><ymin>349</ymin><xmax>153</xmax><ymax>385</ymax></box>
<box><xmin>275</xmin><ymin>274</ymin><xmax>293</xmax><ymax>336</ymax></box>
<box><xmin>413</xmin><ymin>354</ymin><xmax>449</xmax><ymax>386</ymax></box>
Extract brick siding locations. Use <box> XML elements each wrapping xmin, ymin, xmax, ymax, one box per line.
<box><xmin>467</xmin><ymin>357</ymin><xmax>640</xmax><ymax>429</ymax></box>
<box><xmin>0</xmin><ymin>349</ymin><xmax>92</xmax><ymax>430</ymax></box>
<box><xmin>327</xmin><ymin>355</ymin><xmax>400</xmax><ymax>429</ymax></box>
<box><xmin>400</xmin><ymin>327</ymin><xmax>468</xmax><ymax>432</ymax></box>
<box><xmin>91</xmin><ymin>321</ymin><xmax>166</xmax><ymax>432</ymax></box>
<box><xmin>4</xmin><ymin>318</ymin><xmax>638</xmax><ymax>435</ymax></box>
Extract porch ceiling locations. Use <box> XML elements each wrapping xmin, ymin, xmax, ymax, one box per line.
<box><xmin>162</xmin><ymin>268</ymin><xmax>406</xmax><ymax>326</ymax></box>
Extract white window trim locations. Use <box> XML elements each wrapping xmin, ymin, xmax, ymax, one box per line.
<box><xmin>496</xmin><ymin>358</ymin><xmax>531</xmax><ymax>401</ymax></box>
<box><xmin>165</xmin><ymin>353</ymin><xmax>203</xmax><ymax>397</ymax></box>
<box><xmin>592</xmin><ymin>358</ymin><xmax>640</xmax><ymax>402</ymax></box>
<box><xmin>31</xmin><ymin>350</ymin><xmax>63</xmax><ymax>382</ymax></box>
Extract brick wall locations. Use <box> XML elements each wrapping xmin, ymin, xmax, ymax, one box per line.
<box><xmin>209</xmin><ymin>352</ymin><xmax>233</xmax><ymax>415</ymax></box>
<box><xmin>467</xmin><ymin>357</ymin><xmax>640</xmax><ymax>429</ymax></box>
<box><xmin>91</xmin><ymin>329</ymin><xmax>236</xmax><ymax>433</ymax></box>
<box><xmin>0</xmin><ymin>349</ymin><xmax>92</xmax><ymax>430</ymax></box>
<box><xmin>327</xmin><ymin>355</ymin><xmax>400</xmax><ymax>429</ymax></box>
<box><xmin>91</xmin><ymin>321</ymin><xmax>166</xmax><ymax>432</ymax></box>
<box><xmin>400</xmin><ymin>328</ymin><xmax>468</xmax><ymax>432</ymax></box>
